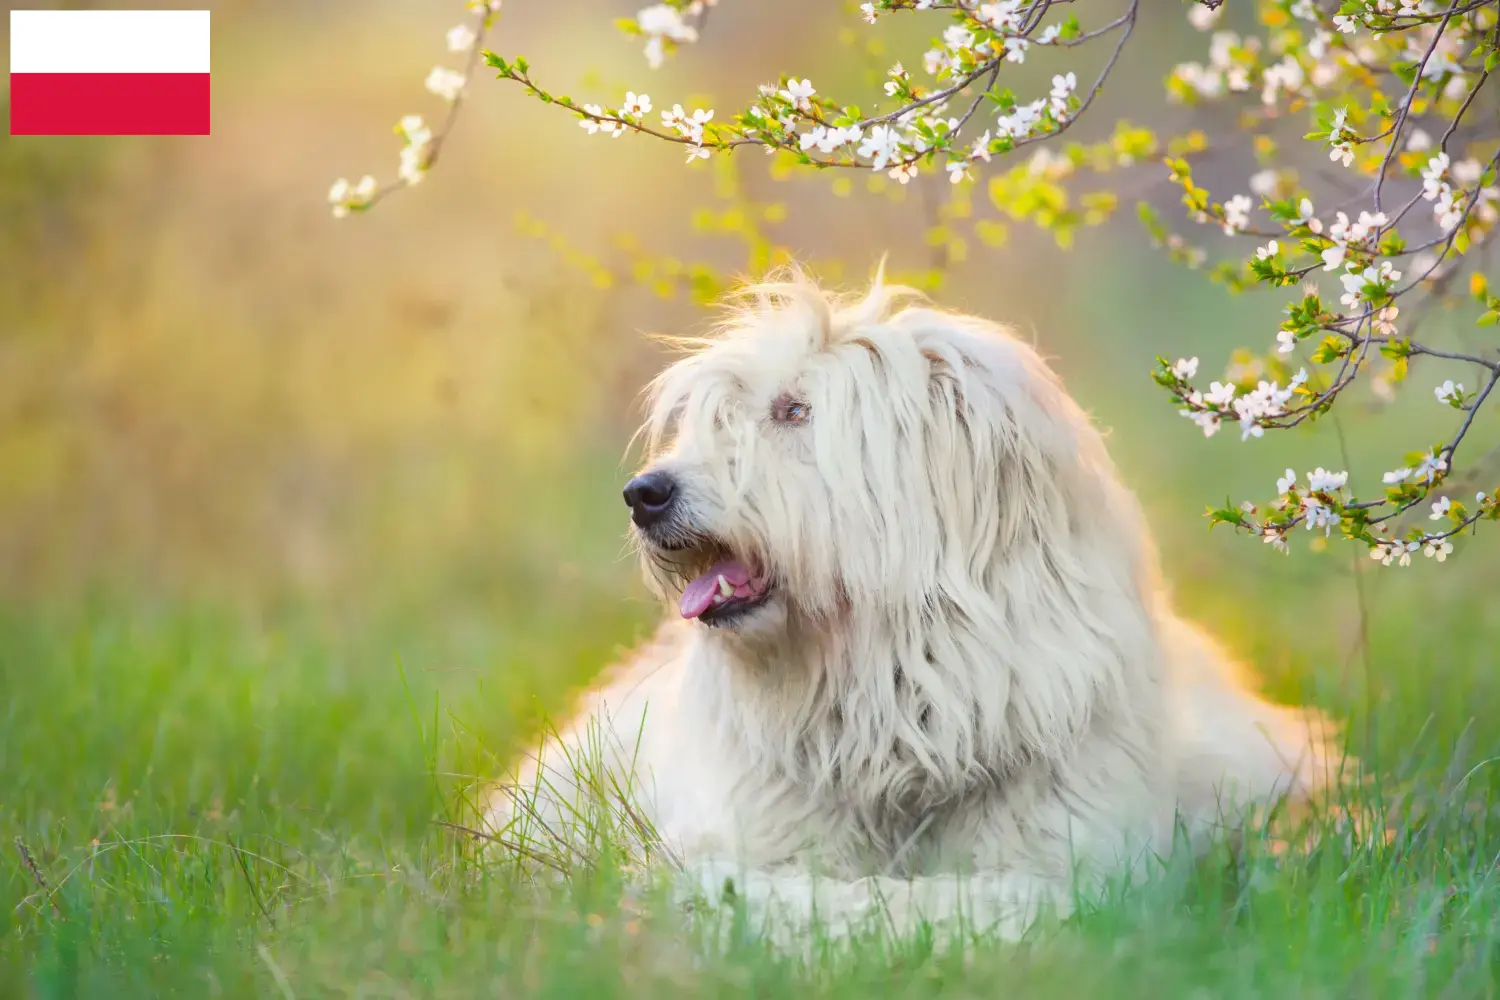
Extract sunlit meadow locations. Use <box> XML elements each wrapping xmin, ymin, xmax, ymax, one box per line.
<box><xmin>3</xmin><ymin>1</ymin><xmax>1499</xmax><ymax>996</ymax></box>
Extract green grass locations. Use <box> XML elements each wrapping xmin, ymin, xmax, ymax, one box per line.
<box><xmin>3</xmin><ymin>563</ymin><xmax>1500</xmax><ymax>997</ymax></box>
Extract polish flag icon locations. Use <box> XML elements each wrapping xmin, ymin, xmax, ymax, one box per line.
<box><xmin>9</xmin><ymin>10</ymin><xmax>211</xmax><ymax>136</ymax></box>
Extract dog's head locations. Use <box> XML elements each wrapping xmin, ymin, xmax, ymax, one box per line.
<box><xmin>625</xmin><ymin>270</ymin><xmax>1151</xmax><ymax>636</ymax></box>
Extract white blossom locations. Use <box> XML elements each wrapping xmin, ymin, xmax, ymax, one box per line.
<box><xmin>943</xmin><ymin>26</ymin><xmax>974</xmax><ymax>53</ymax></box>
<box><xmin>1182</xmin><ymin>410</ymin><xmax>1222</xmax><ymax>437</ymax></box>
<box><xmin>1436</xmin><ymin>186</ymin><xmax>1465</xmax><ymax>231</ymax></box>
<box><xmin>394</xmin><ymin>115</ymin><xmax>434</xmax><ymax>186</ymax></box>
<box><xmin>399</xmin><ymin>115</ymin><xmax>432</xmax><ymax>146</ymax></box>
<box><xmin>328</xmin><ymin>178</ymin><xmax>353</xmax><ymax>218</ymax></box>
<box><xmin>579</xmin><ymin>104</ymin><xmax>607</xmax><ymax>135</ymax></box>
<box><xmin>1204</xmin><ymin>381</ymin><xmax>1237</xmax><ymax>408</ymax></box>
<box><xmin>1339</xmin><ymin>261</ymin><xmax>1401</xmax><ymax>310</ymax></box>
<box><xmin>780</xmin><ymin>78</ymin><xmax>816</xmax><ymax>110</ymax></box>
<box><xmin>1415</xmin><ymin>452</ymin><xmax>1449</xmax><ymax>483</ymax></box>
<box><xmin>1222</xmin><ymin>194</ymin><xmax>1253</xmax><ymax>234</ymax></box>
<box><xmin>638</xmin><ymin>4</ymin><xmax>698</xmax><ymax>68</ymax></box>
<box><xmin>1294</xmin><ymin>197</ymin><xmax>1318</xmax><ymax>228</ymax></box>
<box><xmin>1228</xmin><ymin>379</ymin><xmax>1297</xmax><ymax>441</ymax></box>
<box><xmin>1277</xmin><ymin>468</ymin><xmax>1298</xmax><ymax>494</ymax></box>
<box><xmin>1422</xmin><ymin>153</ymin><xmax>1450</xmax><ymax>201</ymax></box>
<box><xmin>1301</xmin><ymin>497</ymin><xmax>1340</xmax><ymax>535</ymax></box>
<box><xmin>638</xmin><ymin>5</ymin><xmax>696</xmax><ymax>41</ymax></box>
<box><xmin>1049</xmin><ymin>72</ymin><xmax>1077</xmax><ymax>117</ymax></box>
<box><xmin>425</xmin><ymin>67</ymin><xmax>466</xmax><ymax>102</ymax></box>
<box><xmin>1453</xmin><ymin>158</ymin><xmax>1483</xmax><ymax>187</ymax></box>
<box><xmin>446</xmin><ymin>24</ymin><xmax>476</xmax><ymax>52</ymax></box>
<box><xmin>857</xmin><ymin>125</ymin><xmax>903</xmax><ymax>170</ymax></box>
<box><xmin>860</xmin><ymin>3</ymin><xmax>877</xmax><ymax>23</ymax></box>
<box><xmin>996</xmin><ymin>99</ymin><xmax>1045</xmax><ymax>139</ymax></box>
<box><xmin>621</xmin><ymin>92</ymin><xmax>652</xmax><ymax>117</ymax></box>
<box><xmin>970</xmin><ymin>131</ymin><xmax>994</xmax><ymax>163</ymax></box>
<box><xmin>1430</xmin><ymin>496</ymin><xmax>1452</xmax><ymax>520</ymax></box>
<box><xmin>1171</xmin><ymin>357</ymin><xmax>1199</xmax><ymax>380</ymax></box>
<box><xmin>1435</xmin><ymin>380</ymin><xmax>1463</xmax><ymax>405</ymax></box>
<box><xmin>1307</xmin><ymin>468</ymin><xmax>1348</xmax><ymax>493</ymax></box>
<box><xmin>1261</xmin><ymin>56</ymin><xmax>1304</xmax><ymax>106</ymax></box>
<box><xmin>1477</xmin><ymin>187</ymin><xmax>1500</xmax><ymax>225</ymax></box>
<box><xmin>1371</xmin><ymin>540</ymin><xmax>1418</xmax><ymax>567</ymax></box>
<box><xmin>889</xmin><ymin>162</ymin><xmax>919</xmax><ymax>184</ymax></box>
<box><xmin>1382</xmin><ymin>467</ymin><xmax>1413</xmax><ymax>484</ymax></box>
<box><xmin>398</xmin><ymin>144</ymin><xmax>428</xmax><ymax>185</ymax></box>
<box><xmin>663</xmin><ymin>104</ymin><xmax>714</xmax><ymax>144</ymax></box>
<box><xmin>977</xmin><ymin>1</ymin><xmax>1023</xmax><ymax>31</ymax></box>
<box><xmin>1188</xmin><ymin>3</ymin><xmax>1223</xmax><ymax>30</ymax></box>
<box><xmin>1257</xmin><ymin>240</ymin><xmax>1279</xmax><ymax>260</ymax></box>
<box><xmin>1424</xmin><ymin>538</ymin><xmax>1453</xmax><ymax>561</ymax></box>
<box><xmin>1337</xmin><ymin>210</ymin><xmax>1387</xmax><ymax>245</ymax></box>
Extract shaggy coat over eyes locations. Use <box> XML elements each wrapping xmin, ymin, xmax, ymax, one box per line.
<box><xmin>485</xmin><ymin>269</ymin><xmax>1342</xmax><ymax>941</ymax></box>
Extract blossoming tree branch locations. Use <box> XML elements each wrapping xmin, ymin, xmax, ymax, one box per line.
<box><xmin>329</xmin><ymin>0</ymin><xmax>1500</xmax><ymax>566</ymax></box>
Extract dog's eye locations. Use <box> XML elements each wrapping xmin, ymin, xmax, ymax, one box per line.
<box><xmin>771</xmin><ymin>394</ymin><xmax>811</xmax><ymax>425</ymax></box>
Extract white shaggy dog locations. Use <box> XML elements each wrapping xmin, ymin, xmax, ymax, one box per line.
<box><xmin>485</xmin><ymin>271</ymin><xmax>1340</xmax><ymax>940</ymax></box>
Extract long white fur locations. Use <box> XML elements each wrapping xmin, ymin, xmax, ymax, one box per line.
<box><xmin>485</xmin><ymin>269</ymin><xmax>1341</xmax><ymax>943</ymax></box>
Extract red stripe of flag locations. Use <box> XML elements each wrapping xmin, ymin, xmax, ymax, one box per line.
<box><xmin>9</xmin><ymin>73</ymin><xmax>210</xmax><ymax>136</ymax></box>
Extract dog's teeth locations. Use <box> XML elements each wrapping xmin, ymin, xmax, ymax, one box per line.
<box><xmin>716</xmin><ymin>574</ymin><xmax>733</xmax><ymax>598</ymax></box>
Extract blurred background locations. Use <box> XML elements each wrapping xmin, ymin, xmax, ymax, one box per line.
<box><xmin>2</xmin><ymin>0</ymin><xmax>1495</xmax><ymax>843</ymax></box>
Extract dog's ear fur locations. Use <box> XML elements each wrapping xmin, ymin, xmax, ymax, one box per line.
<box><xmin>900</xmin><ymin>308</ymin><xmax>1160</xmax><ymax>605</ymax></box>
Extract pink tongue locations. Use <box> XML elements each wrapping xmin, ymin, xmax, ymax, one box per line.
<box><xmin>679</xmin><ymin>559</ymin><xmax>754</xmax><ymax>619</ymax></box>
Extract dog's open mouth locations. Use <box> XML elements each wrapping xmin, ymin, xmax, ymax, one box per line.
<box><xmin>678</xmin><ymin>556</ymin><xmax>772</xmax><ymax>625</ymax></box>
<box><xmin>638</xmin><ymin>525</ymin><xmax>775</xmax><ymax>627</ymax></box>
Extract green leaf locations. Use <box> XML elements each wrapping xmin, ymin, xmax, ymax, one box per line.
<box><xmin>1311</xmin><ymin>336</ymin><xmax>1346</xmax><ymax>364</ymax></box>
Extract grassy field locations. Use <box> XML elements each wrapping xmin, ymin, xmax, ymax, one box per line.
<box><xmin>4</xmin><ymin>480</ymin><xmax>1500</xmax><ymax>998</ymax></box>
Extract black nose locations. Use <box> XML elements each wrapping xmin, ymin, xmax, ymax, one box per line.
<box><xmin>623</xmin><ymin>471</ymin><xmax>678</xmax><ymax>528</ymax></box>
